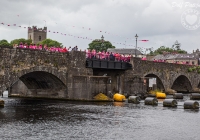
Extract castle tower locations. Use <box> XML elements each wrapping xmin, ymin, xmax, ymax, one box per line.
<box><xmin>28</xmin><ymin>26</ymin><xmax>47</xmax><ymax>44</ymax></box>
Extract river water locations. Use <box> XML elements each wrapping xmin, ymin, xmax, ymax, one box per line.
<box><xmin>1</xmin><ymin>92</ymin><xmax>200</xmax><ymax>140</ymax></box>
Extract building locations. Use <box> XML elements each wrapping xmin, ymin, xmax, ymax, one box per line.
<box><xmin>107</xmin><ymin>48</ymin><xmax>144</xmax><ymax>57</ymax></box>
<box><xmin>151</xmin><ymin>54</ymin><xmax>198</xmax><ymax>65</ymax></box>
<box><xmin>28</xmin><ymin>26</ymin><xmax>47</xmax><ymax>44</ymax></box>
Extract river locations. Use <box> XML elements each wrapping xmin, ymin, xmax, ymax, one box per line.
<box><xmin>1</xmin><ymin>91</ymin><xmax>200</xmax><ymax>140</ymax></box>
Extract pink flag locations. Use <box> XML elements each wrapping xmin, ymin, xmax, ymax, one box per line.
<box><xmin>140</xmin><ymin>40</ymin><xmax>149</xmax><ymax>42</ymax></box>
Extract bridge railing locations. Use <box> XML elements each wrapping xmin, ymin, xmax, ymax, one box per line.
<box><xmin>86</xmin><ymin>57</ymin><xmax>132</xmax><ymax>70</ymax></box>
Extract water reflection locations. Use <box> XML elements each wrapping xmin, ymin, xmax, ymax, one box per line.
<box><xmin>1</xmin><ymin>93</ymin><xmax>200</xmax><ymax>140</ymax></box>
<box><xmin>113</xmin><ymin>101</ymin><xmax>124</xmax><ymax>107</ymax></box>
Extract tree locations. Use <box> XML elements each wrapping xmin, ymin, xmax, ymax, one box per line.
<box><xmin>88</xmin><ymin>39</ymin><xmax>115</xmax><ymax>52</ymax></box>
<box><xmin>149</xmin><ymin>45</ymin><xmax>187</xmax><ymax>55</ymax></box>
<box><xmin>38</xmin><ymin>38</ymin><xmax>63</xmax><ymax>47</ymax></box>
<box><xmin>0</xmin><ymin>39</ymin><xmax>10</xmax><ymax>47</ymax></box>
<box><xmin>10</xmin><ymin>38</ymin><xmax>32</xmax><ymax>46</ymax></box>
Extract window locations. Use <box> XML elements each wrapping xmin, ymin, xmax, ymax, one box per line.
<box><xmin>39</xmin><ymin>36</ymin><xmax>41</xmax><ymax>41</ymax></box>
<box><xmin>192</xmin><ymin>61</ymin><xmax>194</xmax><ymax>65</ymax></box>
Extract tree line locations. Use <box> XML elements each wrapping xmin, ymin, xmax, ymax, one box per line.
<box><xmin>0</xmin><ymin>38</ymin><xmax>187</xmax><ymax>55</ymax></box>
<box><xmin>0</xmin><ymin>38</ymin><xmax>63</xmax><ymax>48</ymax></box>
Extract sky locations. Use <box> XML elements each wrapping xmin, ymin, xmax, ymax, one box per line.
<box><xmin>0</xmin><ymin>0</ymin><xmax>200</xmax><ymax>53</ymax></box>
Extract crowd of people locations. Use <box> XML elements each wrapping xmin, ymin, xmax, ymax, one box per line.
<box><xmin>12</xmin><ymin>43</ymin><xmax>139</xmax><ymax>62</ymax></box>
<box><xmin>86</xmin><ymin>49</ymin><xmax>131</xmax><ymax>62</ymax></box>
<box><xmin>13</xmin><ymin>42</ymin><xmax>79</xmax><ymax>53</ymax></box>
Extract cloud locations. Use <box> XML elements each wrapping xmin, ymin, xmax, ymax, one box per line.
<box><xmin>0</xmin><ymin>0</ymin><xmax>200</xmax><ymax>52</ymax></box>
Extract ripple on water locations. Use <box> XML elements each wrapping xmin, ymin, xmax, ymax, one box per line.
<box><xmin>1</xmin><ymin>98</ymin><xmax>200</xmax><ymax>140</ymax></box>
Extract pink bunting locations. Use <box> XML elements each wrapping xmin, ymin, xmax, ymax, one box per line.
<box><xmin>1</xmin><ymin>21</ymin><xmax>137</xmax><ymax>47</ymax></box>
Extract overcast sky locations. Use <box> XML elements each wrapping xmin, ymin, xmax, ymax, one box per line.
<box><xmin>0</xmin><ymin>0</ymin><xmax>200</xmax><ymax>53</ymax></box>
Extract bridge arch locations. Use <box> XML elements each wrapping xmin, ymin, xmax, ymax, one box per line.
<box><xmin>19</xmin><ymin>71</ymin><xmax>66</xmax><ymax>90</ymax></box>
<box><xmin>171</xmin><ymin>75</ymin><xmax>192</xmax><ymax>92</ymax></box>
<box><xmin>144</xmin><ymin>73</ymin><xmax>165</xmax><ymax>91</ymax></box>
<box><xmin>1</xmin><ymin>66</ymin><xmax>67</xmax><ymax>95</ymax></box>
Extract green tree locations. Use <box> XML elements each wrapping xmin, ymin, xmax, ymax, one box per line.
<box><xmin>149</xmin><ymin>46</ymin><xmax>187</xmax><ymax>55</ymax></box>
<box><xmin>10</xmin><ymin>38</ymin><xmax>32</xmax><ymax>46</ymax></box>
<box><xmin>0</xmin><ymin>39</ymin><xmax>10</xmax><ymax>47</ymax></box>
<box><xmin>38</xmin><ymin>38</ymin><xmax>63</xmax><ymax>47</ymax></box>
<box><xmin>88</xmin><ymin>39</ymin><xmax>115</xmax><ymax>52</ymax></box>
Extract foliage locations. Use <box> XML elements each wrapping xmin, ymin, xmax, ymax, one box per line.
<box><xmin>188</xmin><ymin>66</ymin><xmax>200</xmax><ymax>73</ymax></box>
<box><xmin>10</xmin><ymin>38</ymin><xmax>32</xmax><ymax>46</ymax></box>
<box><xmin>38</xmin><ymin>38</ymin><xmax>63</xmax><ymax>47</ymax></box>
<box><xmin>0</xmin><ymin>39</ymin><xmax>10</xmax><ymax>47</ymax></box>
<box><xmin>188</xmin><ymin>68</ymin><xmax>193</xmax><ymax>72</ymax></box>
<box><xmin>88</xmin><ymin>39</ymin><xmax>115</xmax><ymax>52</ymax></box>
<box><xmin>148</xmin><ymin>46</ymin><xmax>187</xmax><ymax>55</ymax></box>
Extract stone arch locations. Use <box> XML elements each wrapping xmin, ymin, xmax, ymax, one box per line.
<box><xmin>19</xmin><ymin>71</ymin><xmax>66</xmax><ymax>90</ymax></box>
<box><xmin>0</xmin><ymin>66</ymin><xmax>67</xmax><ymax>94</ymax></box>
<box><xmin>171</xmin><ymin>75</ymin><xmax>192</xmax><ymax>93</ymax></box>
<box><xmin>145</xmin><ymin>73</ymin><xmax>165</xmax><ymax>91</ymax></box>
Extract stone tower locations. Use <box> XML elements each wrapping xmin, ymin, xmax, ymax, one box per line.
<box><xmin>28</xmin><ymin>26</ymin><xmax>47</xmax><ymax>44</ymax></box>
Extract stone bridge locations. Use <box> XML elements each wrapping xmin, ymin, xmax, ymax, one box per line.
<box><xmin>127</xmin><ymin>58</ymin><xmax>200</xmax><ymax>93</ymax></box>
<box><xmin>0</xmin><ymin>47</ymin><xmax>200</xmax><ymax>101</ymax></box>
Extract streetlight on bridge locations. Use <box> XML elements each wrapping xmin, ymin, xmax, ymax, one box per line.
<box><xmin>101</xmin><ymin>35</ymin><xmax>105</xmax><ymax>50</ymax></box>
<box><xmin>135</xmin><ymin>34</ymin><xmax>138</xmax><ymax>57</ymax></box>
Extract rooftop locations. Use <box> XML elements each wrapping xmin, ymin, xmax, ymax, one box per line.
<box><xmin>107</xmin><ymin>48</ymin><xmax>143</xmax><ymax>55</ymax></box>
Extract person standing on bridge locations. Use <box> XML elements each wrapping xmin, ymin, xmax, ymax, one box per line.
<box><xmin>86</xmin><ymin>49</ymin><xmax>91</xmax><ymax>59</ymax></box>
<box><xmin>105</xmin><ymin>52</ymin><xmax>109</xmax><ymax>60</ymax></box>
<box><xmin>75</xmin><ymin>46</ymin><xmax>78</xmax><ymax>51</ymax></box>
<box><xmin>68</xmin><ymin>46</ymin><xmax>71</xmax><ymax>51</ymax></box>
<box><xmin>92</xmin><ymin>49</ymin><xmax>96</xmax><ymax>59</ymax></box>
<box><xmin>19</xmin><ymin>42</ymin><xmax>23</xmax><ymax>48</ymax></box>
<box><xmin>127</xmin><ymin>54</ymin><xmax>131</xmax><ymax>62</ymax></box>
<box><xmin>109</xmin><ymin>52</ymin><xmax>114</xmax><ymax>61</ymax></box>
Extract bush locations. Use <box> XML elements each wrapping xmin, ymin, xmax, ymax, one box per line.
<box><xmin>188</xmin><ymin>68</ymin><xmax>193</xmax><ymax>72</ymax></box>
